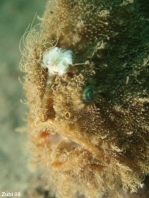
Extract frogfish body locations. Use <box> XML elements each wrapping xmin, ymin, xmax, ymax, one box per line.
<box><xmin>21</xmin><ymin>0</ymin><xmax>149</xmax><ymax>197</ymax></box>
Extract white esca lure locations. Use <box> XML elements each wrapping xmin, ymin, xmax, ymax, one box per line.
<box><xmin>42</xmin><ymin>47</ymin><xmax>73</xmax><ymax>76</ymax></box>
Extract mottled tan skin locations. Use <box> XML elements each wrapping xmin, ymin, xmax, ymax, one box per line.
<box><xmin>21</xmin><ymin>0</ymin><xmax>149</xmax><ymax>197</ymax></box>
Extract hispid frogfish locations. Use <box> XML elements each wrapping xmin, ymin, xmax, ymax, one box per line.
<box><xmin>20</xmin><ymin>0</ymin><xmax>149</xmax><ymax>197</ymax></box>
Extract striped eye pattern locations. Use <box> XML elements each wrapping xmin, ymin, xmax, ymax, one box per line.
<box><xmin>82</xmin><ymin>85</ymin><xmax>98</xmax><ymax>103</ymax></box>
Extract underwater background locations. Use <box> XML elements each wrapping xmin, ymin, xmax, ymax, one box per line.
<box><xmin>0</xmin><ymin>0</ymin><xmax>54</xmax><ymax>197</ymax></box>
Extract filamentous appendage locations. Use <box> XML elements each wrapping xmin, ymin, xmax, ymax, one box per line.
<box><xmin>41</xmin><ymin>47</ymin><xmax>73</xmax><ymax>111</ymax></box>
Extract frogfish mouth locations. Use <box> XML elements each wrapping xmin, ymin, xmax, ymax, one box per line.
<box><xmin>21</xmin><ymin>0</ymin><xmax>149</xmax><ymax>197</ymax></box>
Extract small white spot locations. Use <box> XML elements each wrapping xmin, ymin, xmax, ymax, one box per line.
<box><xmin>126</xmin><ymin>76</ymin><xmax>129</xmax><ymax>85</ymax></box>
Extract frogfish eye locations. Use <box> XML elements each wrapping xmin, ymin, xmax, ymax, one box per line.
<box><xmin>86</xmin><ymin>89</ymin><xmax>94</xmax><ymax>101</ymax></box>
<box><xmin>81</xmin><ymin>85</ymin><xmax>98</xmax><ymax>103</ymax></box>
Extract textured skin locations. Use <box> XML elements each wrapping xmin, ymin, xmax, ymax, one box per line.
<box><xmin>21</xmin><ymin>0</ymin><xmax>149</xmax><ymax>197</ymax></box>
